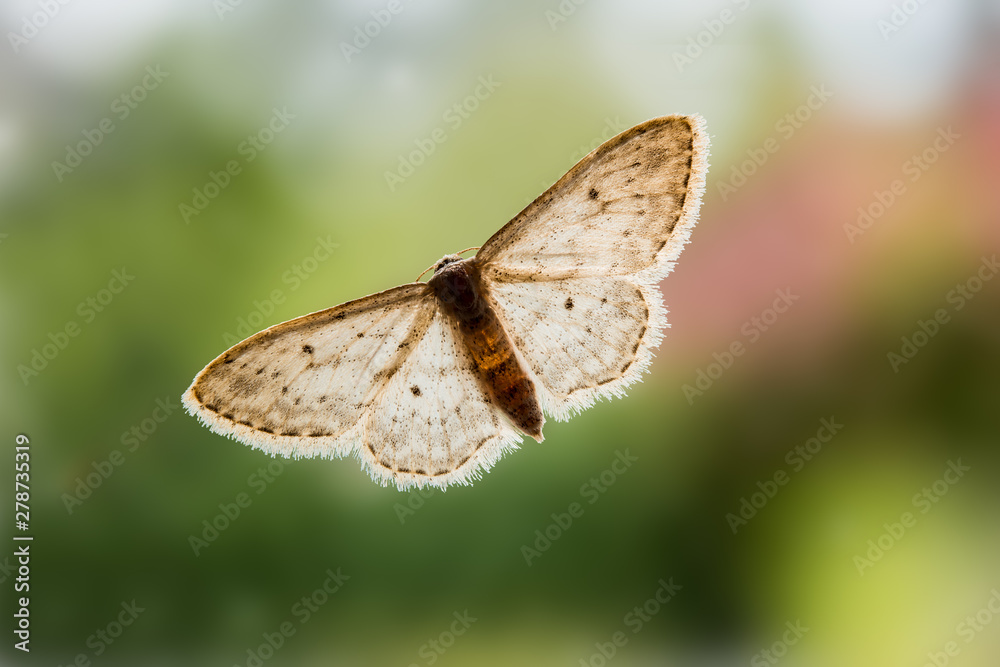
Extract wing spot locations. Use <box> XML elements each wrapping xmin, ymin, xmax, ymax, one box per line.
<box><xmin>281</xmin><ymin>386</ymin><xmax>288</xmax><ymax>394</ymax></box>
<box><xmin>260</xmin><ymin>426</ymin><xmax>274</xmax><ymax>434</ymax></box>
<box><xmin>282</xmin><ymin>430</ymin><xmax>300</xmax><ymax>437</ymax></box>
<box><xmin>623</xmin><ymin>229</ymin><xmax>632</xmax><ymax>237</ymax></box>
<box><xmin>271</xmin><ymin>371</ymin><xmax>281</xmax><ymax>378</ymax></box>
<box><xmin>318</xmin><ymin>395</ymin><xmax>328</xmax><ymax>404</ymax></box>
<box><xmin>223</xmin><ymin>357</ymin><xmax>234</xmax><ymax>364</ymax></box>
<box><xmin>601</xmin><ymin>297</ymin><xmax>608</xmax><ymax>304</ymax></box>
<box><xmin>256</xmin><ymin>367</ymin><xmax>265</xmax><ymax>375</ymax></box>
<box><xmin>411</xmin><ymin>385</ymin><xmax>422</xmax><ymax>396</ymax></box>
<box><xmin>205</xmin><ymin>403</ymin><xmax>220</xmax><ymax>413</ymax></box>
<box><xmin>588</xmin><ymin>187</ymin><xmax>599</xmax><ymax>199</ymax></box>
<box><xmin>357</xmin><ymin>332</ymin><xmax>365</xmax><ymax>338</ymax></box>
<box><xmin>302</xmin><ymin>345</ymin><xmax>314</xmax><ymax>354</ymax></box>
<box><xmin>293</xmin><ymin>398</ymin><xmax>301</xmax><ymax>405</ymax></box>
<box><xmin>565</xmin><ymin>297</ymin><xmax>574</xmax><ymax>310</ymax></box>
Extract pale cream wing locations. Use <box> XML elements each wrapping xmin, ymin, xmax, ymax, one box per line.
<box><xmin>477</xmin><ymin>115</ymin><xmax>709</xmax><ymax>419</ymax></box>
<box><xmin>182</xmin><ymin>283</ymin><xmax>437</xmax><ymax>461</ymax></box>
<box><xmin>477</xmin><ymin>115</ymin><xmax>708</xmax><ymax>284</ymax></box>
<box><xmin>484</xmin><ymin>276</ymin><xmax>662</xmax><ymax>420</ymax></box>
<box><xmin>360</xmin><ymin>307</ymin><xmax>523</xmax><ymax>490</ymax></box>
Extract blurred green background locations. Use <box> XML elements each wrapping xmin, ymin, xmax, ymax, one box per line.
<box><xmin>2</xmin><ymin>0</ymin><xmax>999</xmax><ymax>665</ymax></box>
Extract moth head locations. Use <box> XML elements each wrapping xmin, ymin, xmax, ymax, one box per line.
<box><xmin>432</xmin><ymin>254</ymin><xmax>464</xmax><ymax>275</ymax></box>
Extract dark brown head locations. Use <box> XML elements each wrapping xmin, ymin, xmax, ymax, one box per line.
<box><xmin>427</xmin><ymin>256</ymin><xmax>484</xmax><ymax>318</ymax></box>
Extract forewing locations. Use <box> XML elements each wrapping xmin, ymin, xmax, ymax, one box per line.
<box><xmin>361</xmin><ymin>308</ymin><xmax>523</xmax><ymax>490</ymax></box>
<box><xmin>478</xmin><ymin>115</ymin><xmax>708</xmax><ymax>418</ymax></box>
<box><xmin>182</xmin><ymin>284</ymin><xmax>435</xmax><ymax>461</ymax></box>
<box><xmin>477</xmin><ymin>115</ymin><xmax>708</xmax><ymax>284</ymax></box>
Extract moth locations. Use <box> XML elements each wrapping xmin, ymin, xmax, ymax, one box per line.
<box><xmin>183</xmin><ymin>115</ymin><xmax>709</xmax><ymax>490</ymax></box>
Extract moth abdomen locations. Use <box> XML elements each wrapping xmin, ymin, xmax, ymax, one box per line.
<box><xmin>429</xmin><ymin>258</ymin><xmax>544</xmax><ymax>440</ymax></box>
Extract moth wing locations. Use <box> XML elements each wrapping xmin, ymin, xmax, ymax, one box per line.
<box><xmin>476</xmin><ymin>115</ymin><xmax>709</xmax><ymax>418</ymax></box>
<box><xmin>183</xmin><ymin>283</ymin><xmax>522</xmax><ymax>489</ymax></box>
<box><xmin>361</xmin><ymin>307</ymin><xmax>523</xmax><ymax>490</ymax></box>
<box><xmin>182</xmin><ymin>283</ymin><xmax>436</xmax><ymax>461</ymax></box>
<box><xmin>477</xmin><ymin>115</ymin><xmax>708</xmax><ymax>283</ymax></box>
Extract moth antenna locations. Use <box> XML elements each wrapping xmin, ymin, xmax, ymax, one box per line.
<box><xmin>415</xmin><ymin>261</ymin><xmax>437</xmax><ymax>283</ymax></box>
<box><xmin>455</xmin><ymin>246</ymin><xmax>481</xmax><ymax>256</ymax></box>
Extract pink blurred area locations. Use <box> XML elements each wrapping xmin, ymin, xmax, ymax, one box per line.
<box><xmin>661</xmin><ymin>44</ymin><xmax>1000</xmax><ymax>374</ymax></box>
